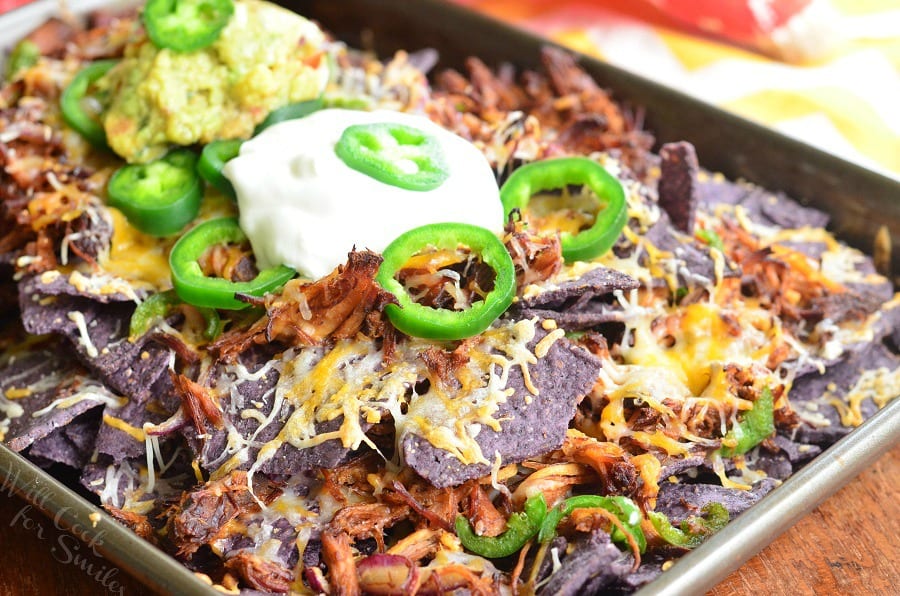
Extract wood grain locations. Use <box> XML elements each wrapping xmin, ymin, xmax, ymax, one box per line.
<box><xmin>0</xmin><ymin>446</ymin><xmax>896</xmax><ymax>595</ymax></box>
<box><xmin>709</xmin><ymin>445</ymin><xmax>899</xmax><ymax>596</ymax></box>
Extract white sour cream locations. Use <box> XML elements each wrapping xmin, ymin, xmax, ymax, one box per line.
<box><xmin>224</xmin><ymin>109</ymin><xmax>504</xmax><ymax>279</ymax></box>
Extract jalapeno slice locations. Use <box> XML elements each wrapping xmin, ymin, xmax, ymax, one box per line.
<box><xmin>500</xmin><ymin>157</ymin><xmax>628</xmax><ymax>262</ymax></box>
<box><xmin>649</xmin><ymin>503</ymin><xmax>729</xmax><ymax>549</ymax></box>
<box><xmin>538</xmin><ymin>495</ymin><xmax>647</xmax><ymax>553</ymax></box>
<box><xmin>335</xmin><ymin>122</ymin><xmax>450</xmax><ymax>191</ymax></box>
<box><xmin>5</xmin><ymin>39</ymin><xmax>40</xmax><ymax>80</ymax></box>
<box><xmin>376</xmin><ymin>223</ymin><xmax>515</xmax><ymax>340</ymax></box>
<box><xmin>169</xmin><ymin>217</ymin><xmax>295</xmax><ymax>310</ymax></box>
<box><xmin>455</xmin><ymin>493</ymin><xmax>547</xmax><ymax>558</ymax></box>
<box><xmin>60</xmin><ymin>59</ymin><xmax>117</xmax><ymax>148</ymax></box>
<box><xmin>716</xmin><ymin>386</ymin><xmax>775</xmax><ymax>457</ymax></box>
<box><xmin>143</xmin><ymin>0</ymin><xmax>235</xmax><ymax>53</ymax></box>
<box><xmin>254</xmin><ymin>97</ymin><xmax>323</xmax><ymax>134</ymax></box>
<box><xmin>197</xmin><ymin>139</ymin><xmax>242</xmax><ymax>200</ymax></box>
<box><xmin>107</xmin><ymin>148</ymin><xmax>202</xmax><ymax>237</ymax></box>
<box><xmin>129</xmin><ymin>289</ymin><xmax>222</xmax><ymax>340</ymax></box>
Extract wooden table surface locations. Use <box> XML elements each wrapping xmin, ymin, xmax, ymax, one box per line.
<box><xmin>0</xmin><ymin>445</ymin><xmax>896</xmax><ymax>596</ymax></box>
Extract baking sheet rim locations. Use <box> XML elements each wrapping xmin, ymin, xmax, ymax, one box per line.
<box><xmin>0</xmin><ymin>0</ymin><xmax>897</xmax><ymax>594</ymax></box>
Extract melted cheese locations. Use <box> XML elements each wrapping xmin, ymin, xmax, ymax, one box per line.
<box><xmin>32</xmin><ymin>388</ymin><xmax>126</xmax><ymax>417</ymax></box>
<box><xmin>100</xmin><ymin>209</ymin><xmax>172</xmax><ymax>290</ymax></box>
<box><xmin>98</xmin><ymin>193</ymin><xmax>238</xmax><ymax>290</ymax></box>
<box><xmin>4</xmin><ymin>387</ymin><xmax>32</xmax><ymax>399</ymax></box>
<box><xmin>242</xmin><ymin>319</ymin><xmax>543</xmax><ymax>477</ymax></box>
<box><xmin>618</xmin><ymin>301</ymin><xmax>774</xmax><ymax>396</ymax></box>
<box><xmin>590</xmin><ymin>284</ymin><xmax>784</xmax><ymax>457</ymax></box>
<box><xmin>67</xmin><ymin>311</ymin><xmax>99</xmax><ymax>357</ymax></box>
<box><xmin>826</xmin><ymin>367</ymin><xmax>900</xmax><ymax>427</ymax></box>
<box><xmin>102</xmin><ymin>413</ymin><xmax>147</xmax><ymax>442</ymax></box>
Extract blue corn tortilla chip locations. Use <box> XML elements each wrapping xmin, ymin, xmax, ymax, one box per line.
<box><xmin>81</xmin><ymin>447</ymin><xmax>196</xmax><ymax>511</ymax></box>
<box><xmin>537</xmin><ymin>530</ymin><xmax>631</xmax><ymax>596</ymax></box>
<box><xmin>748</xmin><ymin>451</ymin><xmax>793</xmax><ymax>480</ymax></box>
<box><xmin>697</xmin><ymin>177</ymin><xmax>829</xmax><ymax>230</ymax></box>
<box><xmin>20</xmin><ymin>269</ymin><xmax>143</xmax><ymax>303</ymax></box>
<box><xmin>517</xmin><ymin>267</ymin><xmax>640</xmax><ymax>310</ymax></box>
<box><xmin>643</xmin><ymin>213</ymin><xmax>736</xmax><ymax>288</ymax></box>
<box><xmin>788</xmin><ymin>299</ymin><xmax>900</xmax><ymax>378</ymax></box>
<box><xmin>713</xmin><ymin>435</ymin><xmax>821</xmax><ymax>480</ymax></box>
<box><xmin>91</xmin><ymin>364</ymin><xmax>179</xmax><ymax>466</ymax></box>
<box><xmin>657</xmin><ymin>141</ymin><xmax>700</xmax><ymax>234</ymax></box>
<box><xmin>401</xmin><ymin>330</ymin><xmax>602</xmax><ymax>487</ymax></box>
<box><xmin>94</xmin><ymin>396</ymin><xmax>171</xmax><ymax>461</ymax></box>
<box><xmin>2</xmin><ymin>339</ymin><xmax>115</xmax><ymax>453</ymax></box>
<box><xmin>776</xmin><ymin>240</ymin><xmax>829</xmax><ymax>259</ymax></box>
<box><xmin>27</xmin><ymin>409</ymin><xmax>101</xmax><ymax>468</ymax></box>
<box><xmin>511</xmin><ymin>267</ymin><xmax>639</xmax><ymax>331</ymax></box>
<box><xmin>790</xmin><ymin>341</ymin><xmax>898</xmax><ymax>445</ymax></box>
<box><xmin>529</xmin><ymin>537</ymin><xmax>567</xmax><ymax>586</ymax></box>
<box><xmin>18</xmin><ymin>274</ymin><xmax>172</xmax><ymax>404</ymax></box>
<box><xmin>609</xmin><ymin>553</ymin><xmax>671</xmax><ymax>593</ymax></box>
<box><xmin>657</xmin><ymin>454</ymin><xmax>706</xmax><ymax>480</ymax></box>
<box><xmin>200</xmin><ymin>350</ymin><xmax>359</xmax><ymax>477</ymax></box>
<box><xmin>770</xmin><ymin>434</ymin><xmax>821</xmax><ymax>464</ymax></box>
<box><xmin>514</xmin><ymin>302</ymin><xmax>627</xmax><ymax>332</ymax></box>
<box><xmin>843</xmin><ymin>253</ymin><xmax>895</xmax><ymax>307</ymax></box>
<box><xmin>655</xmin><ymin>478</ymin><xmax>778</xmax><ymax>524</ymax></box>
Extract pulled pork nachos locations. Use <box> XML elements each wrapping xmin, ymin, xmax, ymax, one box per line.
<box><xmin>1</xmin><ymin>0</ymin><xmax>897</xmax><ymax>593</ymax></box>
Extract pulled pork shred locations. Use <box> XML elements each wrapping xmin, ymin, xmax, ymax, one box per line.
<box><xmin>211</xmin><ymin>250</ymin><xmax>398</xmax><ymax>360</ymax></box>
<box><xmin>428</xmin><ymin>46</ymin><xmax>654</xmax><ymax>176</ymax></box>
<box><xmin>168</xmin><ymin>471</ymin><xmax>282</xmax><ymax>557</ymax></box>
<box><xmin>225</xmin><ymin>552</ymin><xmax>294</xmax><ymax>594</ymax></box>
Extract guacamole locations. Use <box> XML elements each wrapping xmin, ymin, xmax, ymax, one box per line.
<box><xmin>102</xmin><ymin>0</ymin><xmax>328</xmax><ymax>163</ymax></box>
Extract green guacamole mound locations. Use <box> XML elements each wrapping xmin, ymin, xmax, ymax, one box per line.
<box><xmin>102</xmin><ymin>0</ymin><xmax>328</xmax><ymax>163</ymax></box>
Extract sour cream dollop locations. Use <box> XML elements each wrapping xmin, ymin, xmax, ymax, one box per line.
<box><xmin>223</xmin><ymin>109</ymin><xmax>504</xmax><ymax>279</ymax></box>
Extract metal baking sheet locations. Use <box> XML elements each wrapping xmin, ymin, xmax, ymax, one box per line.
<box><xmin>0</xmin><ymin>1</ymin><xmax>898</xmax><ymax>594</ymax></box>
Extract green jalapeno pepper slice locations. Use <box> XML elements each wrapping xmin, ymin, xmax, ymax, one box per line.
<box><xmin>143</xmin><ymin>0</ymin><xmax>235</xmax><ymax>53</ymax></box>
<box><xmin>697</xmin><ymin>228</ymin><xmax>725</xmax><ymax>252</ymax></box>
<box><xmin>648</xmin><ymin>502</ymin><xmax>729</xmax><ymax>549</ymax></box>
<box><xmin>716</xmin><ymin>387</ymin><xmax>775</xmax><ymax>457</ymax></box>
<box><xmin>455</xmin><ymin>493</ymin><xmax>547</xmax><ymax>558</ymax></box>
<box><xmin>197</xmin><ymin>139</ymin><xmax>242</xmax><ymax>200</ymax></box>
<box><xmin>107</xmin><ymin>148</ymin><xmax>202</xmax><ymax>237</ymax></box>
<box><xmin>60</xmin><ymin>59</ymin><xmax>117</xmax><ymax>149</ymax></box>
<box><xmin>538</xmin><ymin>494</ymin><xmax>647</xmax><ymax>553</ymax></box>
<box><xmin>5</xmin><ymin>39</ymin><xmax>40</xmax><ymax>80</ymax></box>
<box><xmin>130</xmin><ymin>289</ymin><xmax>222</xmax><ymax>340</ymax></box>
<box><xmin>335</xmin><ymin>122</ymin><xmax>450</xmax><ymax>191</ymax></box>
<box><xmin>376</xmin><ymin>223</ymin><xmax>515</xmax><ymax>340</ymax></box>
<box><xmin>254</xmin><ymin>97</ymin><xmax>323</xmax><ymax>135</ymax></box>
<box><xmin>500</xmin><ymin>157</ymin><xmax>628</xmax><ymax>262</ymax></box>
<box><xmin>169</xmin><ymin>217</ymin><xmax>295</xmax><ymax>310</ymax></box>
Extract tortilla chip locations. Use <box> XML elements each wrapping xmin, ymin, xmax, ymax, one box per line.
<box><xmin>657</xmin><ymin>141</ymin><xmax>700</xmax><ymax>234</ymax></box>
<box><xmin>644</xmin><ymin>214</ymin><xmax>737</xmax><ymax>288</ymax></box>
<box><xmin>697</xmin><ymin>178</ymin><xmax>829</xmax><ymax>230</ymax></box>
<box><xmin>791</xmin><ymin>341</ymin><xmax>898</xmax><ymax>445</ymax></box>
<box><xmin>537</xmin><ymin>530</ymin><xmax>630</xmax><ymax>595</ymax></box>
<box><xmin>517</xmin><ymin>267</ymin><xmax>640</xmax><ymax>311</ymax></box>
<box><xmin>18</xmin><ymin>275</ymin><xmax>172</xmax><ymax>403</ymax></box>
<box><xmin>200</xmin><ymin>351</ymin><xmax>359</xmax><ymax>477</ymax></box>
<box><xmin>401</xmin><ymin>331</ymin><xmax>601</xmax><ymax>487</ymax></box>
<box><xmin>28</xmin><ymin>409</ymin><xmax>101</xmax><ymax>468</ymax></box>
<box><xmin>2</xmin><ymin>341</ymin><xmax>113</xmax><ymax>452</ymax></box>
<box><xmin>655</xmin><ymin>478</ymin><xmax>778</xmax><ymax>524</ymax></box>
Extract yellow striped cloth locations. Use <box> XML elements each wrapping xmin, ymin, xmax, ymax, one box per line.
<box><xmin>455</xmin><ymin>0</ymin><xmax>900</xmax><ymax>178</ymax></box>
